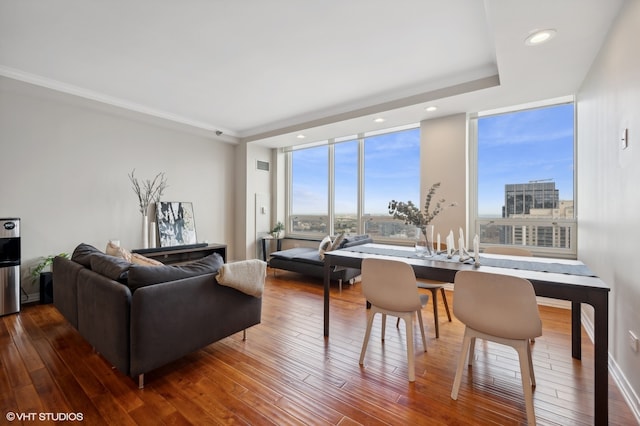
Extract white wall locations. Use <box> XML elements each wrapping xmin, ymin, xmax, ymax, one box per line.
<box><xmin>0</xmin><ymin>76</ymin><xmax>236</xmax><ymax>300</ymax></box>
<box><xmin>577</xmin><ymin>0</ymin><xmax>640</xmax><ymax>414</ymax></box>
<box><xmin>236</xmin><ymin>142</ymin><xmax>272</xmax><ymax>260</ymax></box>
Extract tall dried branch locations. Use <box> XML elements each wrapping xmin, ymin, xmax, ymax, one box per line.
<box><xmin>129</xmin><ymin>169</ymin><xmax>168</xmax><ymax>216</ymax></box>
<box><xmin>388</xmin><ymin>182</ymin><xmax>456</xmax><ymax>237</ymax></box>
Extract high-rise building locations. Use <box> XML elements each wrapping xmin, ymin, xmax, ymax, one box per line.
<box><xmin>488</xmin><ymin>180</ymin><xmax>573</xmax><ymax>248</ymax></box>
<box><xmin>503</xmin><ymin>181</ymin><xmax>559</xmax><ymax>218</ymax></box>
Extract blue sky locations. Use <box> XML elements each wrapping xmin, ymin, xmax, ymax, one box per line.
<box><xmin>292</xmin><ymin>129</ymin><xmax>420</xmax><ymax>215</ymax></box>
<box><xmin>478</xmin><ymin>103</ymin><xmax>574</xmax><ymax>216</ymax></box>
<box><xmin>292</xmin><ymin>103</ymin><xmax>573</xmax><ymax>217</ymax></box>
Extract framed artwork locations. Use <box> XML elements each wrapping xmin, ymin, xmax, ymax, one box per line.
<box><xmin>156</xmin><ymin>201</ymin><xmax>198</xmax><ymax>247</ymax></box>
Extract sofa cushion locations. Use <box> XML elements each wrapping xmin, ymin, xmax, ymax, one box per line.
<box><xmin>290</xmin><ymin>249</ymin><xmax>324</xmax><ymax>266</ymax></box>
<box><xmin>71</xmin><ymin>243</ymin><xmax>102</xmax><ymax>268</ymax></box>
<box><xmin>330</xmin><ymin>232</ymin><xmax>346</xmax><ymax>251</ymax></box>
<box><xmin>127</xmin><ymin>252</ymin><xmax>224</xmax><ymax>291</ymax></box>
<box><xmin>318</xmin><ymin>235</ymin><xmax>333</xmax><ymax>260</ymax></box>
<box><xmin>270</xmin><ymin>247</ymin><xmax>316</xmax><ymax>261</ymax></box>
<box><xmin>340</xmin><ymin>234</ymin><xmax>372</xmax><ymax>249</ymax></box>
<box><xmin>89</xmin><ymin>253</ymin><xmax>132</xmax><ymax>282</ymax></box>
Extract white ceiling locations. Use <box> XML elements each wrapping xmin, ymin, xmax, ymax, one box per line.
<box><xmin>0</xmin><ymin>0</ymin><xmax>625</xmax><ymax>148</ymax></box>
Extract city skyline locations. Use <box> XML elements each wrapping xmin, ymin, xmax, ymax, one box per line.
<box><xmin>478</xmin><ymin>103</ymin><xmax>574</xmax><ymax>216</ymax></box>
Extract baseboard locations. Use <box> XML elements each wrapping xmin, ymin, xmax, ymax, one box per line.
<box><xmin>21</xmin><ymin>291</ymin><xmax>41</xmax><ymax>305</ymax></box>
<box><xmin>536</xmin><ymin>296</ymin><xmax>570</xmax><ymax>309</ymax></box>
<box><xmin>581</xmin><ymin>309</ymin><xmax>640</xmax><ymax>424</ymax></box>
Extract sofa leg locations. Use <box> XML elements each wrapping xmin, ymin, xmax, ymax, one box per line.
<box><xmin>243</xmin><ymin>329</ymin><xmax>247</xmax><ymax>341</ymax></box>
<box><xmin>338</xmin><ymin>279</ymin><xmax>343</xmax><ymax>292</ymax></box>
<box><xmin>138</xmin><ymin>374</ymin><xmax>144</xmax><ymax>389</ymax></box>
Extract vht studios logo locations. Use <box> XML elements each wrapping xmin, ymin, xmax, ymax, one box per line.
<box><xmin>6</xmin><ymin>411</ymin><xmax>84</xmax><ymax>422</ymax></box>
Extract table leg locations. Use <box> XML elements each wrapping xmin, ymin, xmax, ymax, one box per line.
<box><xmin>261</xmin><ymin>239</ymin><xmax>267</xmax><ymax>262</ymax></box>
<box><xmin>571</xmin><ymin>301</ymin><xmax>582</xmax><ymax>360</ymax></box>
<box><xmin>324</xmin><ymin>260</ymin><xmax>331</xmax><ymax>337</ymax></box>
<box><xmin>430</xmin><ymin>288</ymin><xmax>440</xmax><ymax>338</ymax></box>
<box><xmin>592</xmin><ymin>295</ymin><xmax>609</xmax><ymax>425</ymax></box>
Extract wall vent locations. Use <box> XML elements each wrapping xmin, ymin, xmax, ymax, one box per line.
<box><xmin>256</xmin><ymin>160</ymin><xmax>270</xmax><ymax>171</ymax></box>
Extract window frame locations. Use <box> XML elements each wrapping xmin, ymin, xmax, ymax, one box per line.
<box><xmin>469</xmin><ymin>98</ymin><xmax>577</xmax><ymax>258</ymax></box>
<box><xmin>285</xmin><ymin>124</ymin><xmax>420</xmax><ymax>241</ymax></box>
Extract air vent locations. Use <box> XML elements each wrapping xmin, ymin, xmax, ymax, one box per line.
<box><xmin>256</xmin><ymin>160</ymin><xmax>270</xmax><ymax>171</ymax></box>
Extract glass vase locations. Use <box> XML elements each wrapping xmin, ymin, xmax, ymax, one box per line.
<box><xmin>415</xmin><ymin>225</ymin><xmax>434</xmax><ymax>257</ymax></box>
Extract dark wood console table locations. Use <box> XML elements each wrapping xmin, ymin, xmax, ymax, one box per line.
<box><xmin>132</xmin><ymin>243</ymin><xmax>227</xmax><ymax>265</ymax></box>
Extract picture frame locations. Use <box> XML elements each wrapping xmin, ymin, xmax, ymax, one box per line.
<box><xmin>156</xmin><ymin>201</ymin><xmax>198</xmax><ymax>247</ymax></box>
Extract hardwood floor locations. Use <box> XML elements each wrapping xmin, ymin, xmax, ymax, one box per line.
<box><xmin>1</xmin><ymin>268</ymin><xmax>636</xmax><ymax>425</ymax></box>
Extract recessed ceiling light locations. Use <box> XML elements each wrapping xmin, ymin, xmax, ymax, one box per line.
<box><xmin>296</xmin><ymin>134</ymin><xmax>305</xmax><ymax>139</ymax></box>
<box><xmin>525</xmin><ymin>29</ymin><xmax>557</xmax><ymax>46</ymax></box>
<box><xmin>374</xmin><ymin>117</ymin><xmax>385</xmax><ymax>123</ymax></box>
<box><xmin>425</xmin><ymin>106</ymin><xmax>437</xmax><ymax>112</ymax></box>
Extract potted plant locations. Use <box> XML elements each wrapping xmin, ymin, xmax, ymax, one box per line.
<box><xmin>271</xmin><ymin>221</ymin><xmax>285</xmax><ymax>238</ymax></box>
<box><xmin>30</xmin><ymin>253</ymin><xmax>69</xmax><ymax>284</ymax></box>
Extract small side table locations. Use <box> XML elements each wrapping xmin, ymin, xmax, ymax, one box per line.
<box><xmin>261</xmin><ymin>235</ymin><xmax>282</xmax><ymax>261</ymax></box>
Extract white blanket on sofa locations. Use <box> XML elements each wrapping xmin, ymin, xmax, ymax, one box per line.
<box><xmin>216</xmin><ymin>259</ymin><xmax>266</xmax><ymax>297</ymax></box>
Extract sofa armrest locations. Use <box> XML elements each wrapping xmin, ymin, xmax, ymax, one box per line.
<box><xmin>130</xmin><ymin>273</ymin><xmax>261</xmax><ymax>377</ymax></box>
<box><xmin>52</xmin><ymin>256</ymin><xmax>83</xmax><ymax>329</ymax></box>
<box><xmin>76</xmin><ymin>269</ymin><xmax>132</xmax><ymax>375</ymax></box>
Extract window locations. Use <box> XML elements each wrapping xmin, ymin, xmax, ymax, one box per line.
<box><xmin>334</xmin><ymin>140</ymin><xmax>358</xmax><ymax>234</ymax></box>
<box><xmin>363</xmin><ymin>128</ymin><xmax>420</xmax><ymax>239</ymax></box>
<box><xmin>472</xmin><ymin>101</ymin><xmax>575</xmax><ymax>254</ymax></box>
<box><xmin>290</xmin><ymin>145</ymin><xmax>328</xmax><ymax>234</ymax></box>
<box><xmin>287</xmin><ymin>125</ymin><xmax>420</xmax><ymax>240</ymax></box>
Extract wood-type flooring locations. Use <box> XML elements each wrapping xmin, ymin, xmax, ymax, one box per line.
<box><xmin>1</xmin><ymin>268</ymin><xmax>636</xmax><ymax>425</ymax></box>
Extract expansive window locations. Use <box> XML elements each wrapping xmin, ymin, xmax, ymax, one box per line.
<box><xmin>290</xmin><ymin>145</ymin><xmax>328</xmax><ymax>234</ymax></box>
<box><xmin>472</xmin><ymin>101</ymin><xmax>575</xmax><ymax>254</ymax></box>
<box><xmin>287</xmin><ymin>126</ymin><xmax>420</xmax><ymax>239</ymax></box>
<box><xmin>363</xmin><ymin>129</ymin><xmax>420</xmax><ymax>239</ymax></box>
<box><xmin>334</xmin><ymin>140</ymin><xmax>358</xmax><ymax>234</ymax></box>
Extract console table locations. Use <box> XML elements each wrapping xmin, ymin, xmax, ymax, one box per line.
<box><xmin>132</xmin><ymin>243</ymin><xmax>227</xmax><ymax>265</ymax></box>
<box><xmin>260</xmin><ymin>236</ymin><xmax>282</xmax><ymax>261</ymax></box>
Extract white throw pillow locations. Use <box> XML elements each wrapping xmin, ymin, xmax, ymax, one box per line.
<box><xmin>318</xmin><ymin>235</ymin><xmax>333</xmax><ymax>260</ymax></box>
<box><xmin>131</xmin><ymin>253</ymin><xmax>163</xmax><ymax>266</ymax></box>
<box><xmin>105</xmin><ymin>241</ymin><xmax>132</xmax><ymax>262</ymax></box>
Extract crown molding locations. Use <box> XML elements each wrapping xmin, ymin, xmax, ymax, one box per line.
<box><xmin>0</xmin><ymin>66</ymin><xmax>238</xmax><ymax>143</ymax></box>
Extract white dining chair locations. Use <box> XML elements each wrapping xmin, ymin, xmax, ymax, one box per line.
<box><xmin>483</xmin><ymin>245</ymin><xmax>536</xmax><ymax>343</ymax></box>
<box><xmin>450</xmin><ymin>270</ymin><xmax>542</xmax><ymax>426</ymax></box>
<box><xmin>359</xmin><ymin>258</ymin><xmax>427</xmax><ymax>382</ymax></box>
<box><xmin>395</xmin><ymin>242</ymin><xmax>452</xmax><ymax>338</ymax></box>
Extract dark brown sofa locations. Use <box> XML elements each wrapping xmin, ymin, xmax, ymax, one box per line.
<box><xmin>53</xmin><ymin>243</ymin><xmax>262</xmax><ymax>388</ymax></box>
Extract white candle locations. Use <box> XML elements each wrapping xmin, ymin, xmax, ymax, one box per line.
<box><xmin>473</xmin><ymin>234</ymin><xmax>479</xmax><ymax>256</ymax></box>
<box><xmin>448</xmin><ymin>230</ymin><xmax>455</xmax><ymax>252</ymax></box>
<box><xmin>437</xmin><ymin>233</ymin><xmax>441</xmax><ymax>252</ymax></box>
<box><xmin>459</xmin><ymin>227</ymin><xmax>465</xmax><ymax>249</ymax></box>
<box><xmin>459</xmin><ymin>237</ymin><xmax>464</xmax><ymax>255</ymax></box>
<box><xmin>429</xmin><ymin>225</ymin><xmax>434</xmax><ymax>248</ymax></box>
<box><xmin>149</xmin><ymin>222</ymin><xmax>157</xmax><ymax>248</ymax></box>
